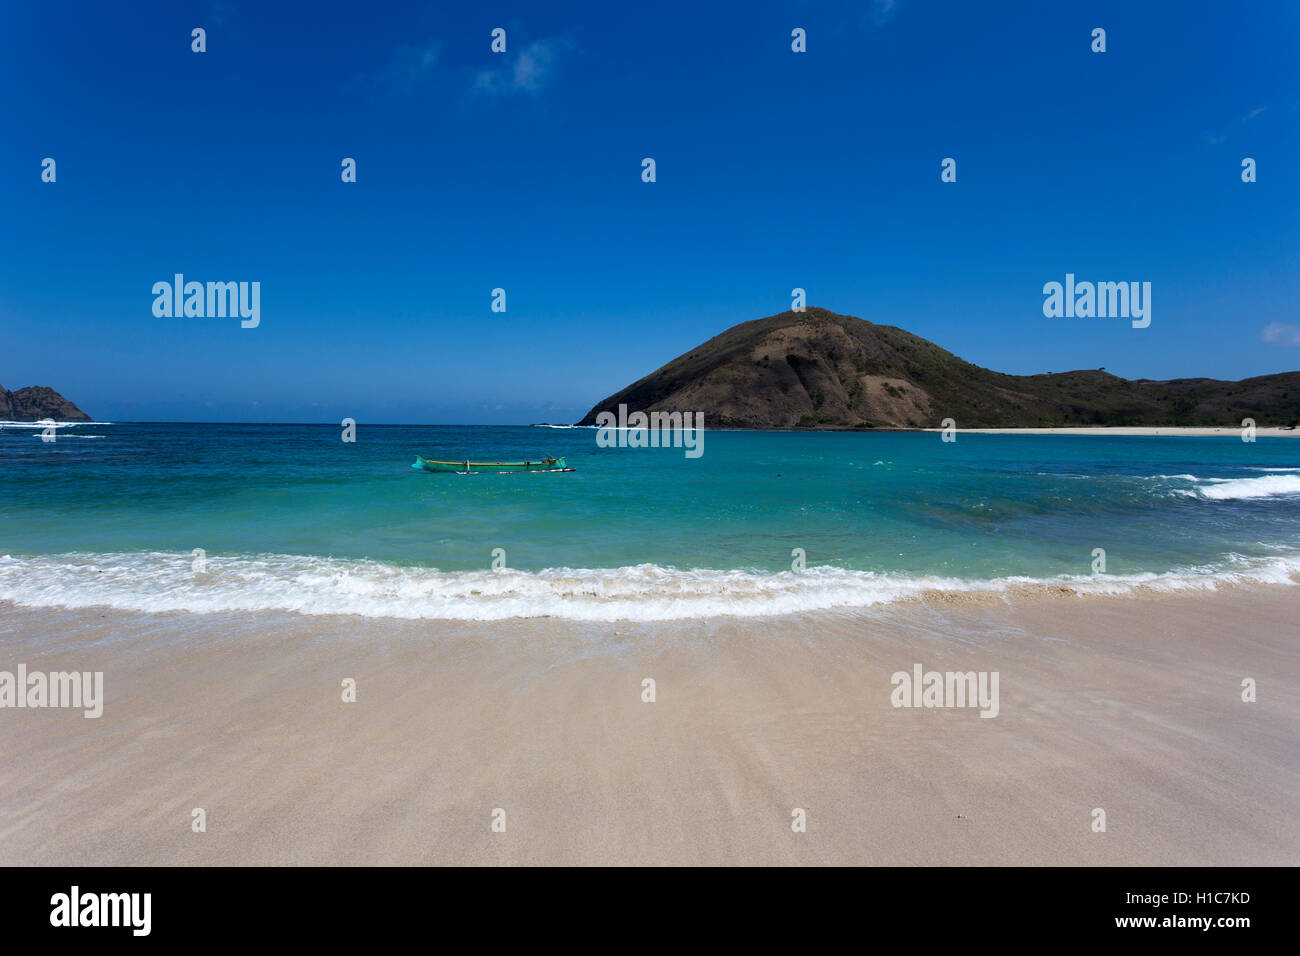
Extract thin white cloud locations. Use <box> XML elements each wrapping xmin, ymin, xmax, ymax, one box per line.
<box><xmin>1260</xmin><ymin>322</ymin><xmax>1300</xmax><ymax>346</ymax></box>
<box><xmin>346</xmin><ymin>40</ymin><xmax>442</xmax><ymax>96</ymax></box>
<box><xmin>872</xmin><ymin>0</ymin><xmax>900</xmax><ymax>25</ymax></box>
<box><xmin>830</xmin><ymin>0</ymin><xmax>902</xmax><ymax>34</ymax></box>
<box><xmin>390</xmin><ymin>41</ymin><xmax>441</xmax><ymax>89</ymax></box>
<box><xmin>372</xmin><ymin>41</ymin><xmax>441</xmax><ymax>94</ymax></box>
<box><xmin>1207</xmin><ymin>105</ymin><xmax>1269</xmax><ymax>144</ymax></box>
<box><xmin>473</xmin><ymin>37</ymin><xmax>572</xmax><ymax>97</ymax></box>
<box><xmin>208</xmin><ymin>1</ymin><xmax>233</xmax><ymax>27</ymax></box>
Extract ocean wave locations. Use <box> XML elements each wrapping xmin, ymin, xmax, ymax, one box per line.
<box><xmin>1181</xmin><ymin>474</ymin><xmax>1300</xmax><ymax>500</ymax></box>
<box><xmin>1139</xmin><ymin>472</ymin><xmax>1300</xmax><ymax>500</ymax></box>
<box><xmin>1</xmin><ymin>551</ymin><xmax>1296</xmax><ymax>622</ymax></box>
<box><xmin>0</xmin><ymin>420</ymin><xmax>97</xmax><ymax>429</ymax></box>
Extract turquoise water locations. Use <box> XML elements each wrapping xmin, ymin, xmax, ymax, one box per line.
<box><xmin>1</xmin><ymin>423</ymin><xmax>1298</xmax><ymax>620</ymax></box>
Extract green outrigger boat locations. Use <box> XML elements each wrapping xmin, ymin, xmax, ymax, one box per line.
<box><xmin>411</xmin><ymin>455</ymin><xmax>572</xmax><ymax>474</ymax></box>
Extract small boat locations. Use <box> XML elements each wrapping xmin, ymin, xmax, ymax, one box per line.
<box><xmin>411</xmin><ymin>455</ymin><xmax>572</xmax><ymax>474</ymax></box>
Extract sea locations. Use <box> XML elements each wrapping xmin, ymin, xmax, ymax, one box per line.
<box><xmin>1</xmin><ymin>422</ymin><xmax>1298</xmax><ymax>621</ymax></box>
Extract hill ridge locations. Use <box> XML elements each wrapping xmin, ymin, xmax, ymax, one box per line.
<box><xmin>577</xmin><ymin>308</ymin><xmax>1300</xmax><ymax>428</ymax></box>
<box><xmin>0</xmin><ymin>385</ymin><xmax>93</xmax><ymax>422</ymax></box>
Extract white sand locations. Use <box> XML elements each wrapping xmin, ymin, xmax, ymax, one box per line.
<box><xmin>1</xmin><ymin>588</ymin><xmax>1297</xmax><ymax>865</ymax></box>
<box><xmin>921</xmin><ymin>426</ymin><xmax>1299</xmax><ymax>437</ymax></box>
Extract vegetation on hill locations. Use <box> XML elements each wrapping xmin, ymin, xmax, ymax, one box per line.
<box><xmin>578</xmin><ymin>308</ymin><xmax>1300</xmax><ymax>429</ymax></box>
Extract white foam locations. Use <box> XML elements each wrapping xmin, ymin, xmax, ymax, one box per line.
<box><xmin>0</xmin><ymin>551</ymin><xmax>1295</xmax><ymax>623</ymax></box>
<box><xmin>1141</xmin><ymin>472</ymin><xmax>1300</xmax><ymax>500</ymax></box>
<box><xmin>0</xmin><ymin>420</ymin><xmax>93</xmax><ymax>429</ymax></box>
<box><xmin>1190</xmin><ymin>474</ymin><xmax>1300</xmax><ymax>500</ymax></box>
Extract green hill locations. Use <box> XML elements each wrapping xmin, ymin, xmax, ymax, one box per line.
<box><xmin>577</xmin><ymin>308</ymin><xmax>1300</xmax><ymax>428</ymax></box>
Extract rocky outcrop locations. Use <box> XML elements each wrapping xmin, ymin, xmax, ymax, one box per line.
<box><xmin>0</xmin><ymin>385</ymin><xmax>93</xmax><ymax>421</ymax></box>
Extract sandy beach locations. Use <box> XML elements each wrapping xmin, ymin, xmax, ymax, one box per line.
<box><xmin>1</xmin><ymin>586</ymin><xmax>1296</xmax><ymax>866</ymax></box>
<box><xmin>921</xmin><ymin>426</ymin><xmax>1300</xmax><ymax>437</ymax></box>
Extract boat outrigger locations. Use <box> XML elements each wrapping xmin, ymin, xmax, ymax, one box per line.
<box><xmin>411</xmin><ymin>455</ymin><xmax>572</xmax><ymax>474</ymax></box>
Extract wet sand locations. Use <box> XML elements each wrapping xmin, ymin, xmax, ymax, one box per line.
<box><xmin>1</xmin><ymin>588</ymin><xmax>1297</xmax><ymax>865</ymax></box>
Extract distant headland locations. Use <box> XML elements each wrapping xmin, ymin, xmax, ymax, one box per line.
<box><xmin>0</xmin><ymin>385</ymin><xmax>93</xmax><ymax>422</ymax></box>
<box><xmin>577</xmin><ymin>308</ymin><xmax>1300</xmax><ymax>429</ymax></box>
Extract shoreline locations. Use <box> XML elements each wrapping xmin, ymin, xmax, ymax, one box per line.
<box><xmin>6</xmin><ymin>421</ymin><xmax>1300</xmax><ymax>436</ymax></box>
<box><xmin>574</xmin><ymin>424</ymin><xmax>1300</xmax><ymax>436</ymax></box>
<box><xmin>2</xmin><ymin>555</ymin><xmax>1297</xmax><ymax>624</ymax></box>
<box><xmin>919</xmin><ymin>425</ymin><xmax>1300</xmax><ymax>437</ymax></box>
<box><xmin>1</xmin><ymin>571</ymin><xmax>1296</xmax><ymax>626</ymax></box>
<box><xmin>3</xmin><ymin>585</ymin><xmax>1297</xmax><ymax>865</ymax></box>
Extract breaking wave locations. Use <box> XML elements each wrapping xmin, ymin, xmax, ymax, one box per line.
<box><xmin>1</xmin><ymin>551</ymin><xmax>1297</xmax><ymax>623</ymax></box>
<box><xmin>1174</xmin><ymin>474</ymin><xmax>1300</xmax><ymax>500</ymax></box>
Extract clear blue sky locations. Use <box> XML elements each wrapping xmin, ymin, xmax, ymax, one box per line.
<box><xmin>3</xmin><ymin>0</ymin><xmax>1298</xmax><ymax>423</ymax></box>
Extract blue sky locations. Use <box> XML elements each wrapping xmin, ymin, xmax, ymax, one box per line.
<box><xmin>2</xmin><ymin>0</ymin><xmax>1298</xmax><ymax>423</ymax></box>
